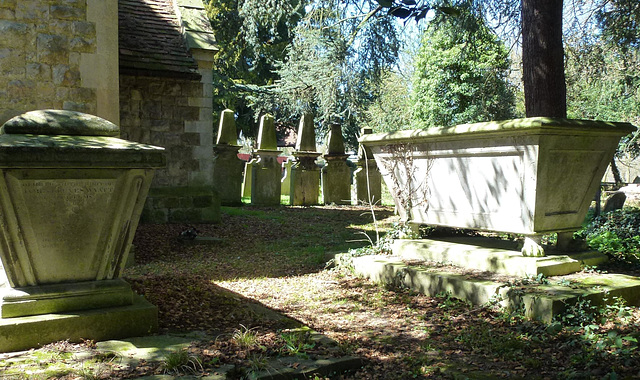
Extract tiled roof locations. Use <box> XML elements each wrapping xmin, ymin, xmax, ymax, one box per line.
<box><xmin>119</xmin><ymin>0</ymin><xmax>215</xmax><ymax>78</ymax></box>
<box><xmin>175</xmin><ymin>0</ymin><xmax>218</xmax><ymax>51</ymax></box>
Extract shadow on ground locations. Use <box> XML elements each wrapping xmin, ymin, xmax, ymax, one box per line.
<box><xmin>129</xmin><ymin>205</ymin><xmax>396</xmax><ymax>281</ymax></box>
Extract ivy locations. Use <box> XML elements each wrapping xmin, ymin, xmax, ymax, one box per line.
<box><xmin>577</xmin><ymin>207</ymin><xmax>640</xmax><ymax>266</ymax></box>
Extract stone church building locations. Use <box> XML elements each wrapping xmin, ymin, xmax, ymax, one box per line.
<box><xmin>0</xmin><ymin>0</ymin><xmax>220</xmax><ymax>223</ymax></box>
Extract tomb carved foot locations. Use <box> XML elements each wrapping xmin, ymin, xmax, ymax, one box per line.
<box><xmin>521</xmin><ymin>235</ymin><xmax>546</xmax><ymax>257</ymax></box>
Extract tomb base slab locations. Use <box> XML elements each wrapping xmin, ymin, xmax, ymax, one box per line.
<box><xmin>0</xmin><ymin>295</ymin><xmax>157</xmax><ymax>353</ymax></box>
<box><xmin>0</xmin><ymin>278</ymin><xmax>134</xmax><ymax>318</ymax></box>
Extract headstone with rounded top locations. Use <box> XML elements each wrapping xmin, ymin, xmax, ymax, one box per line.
<box><xmin>603</xmin><ymin>191</ymin><xmax>626</xmax><ymax>213</ymax></box>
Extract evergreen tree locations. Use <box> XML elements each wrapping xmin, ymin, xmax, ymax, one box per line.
<box><xmin>247</xmin><ymin>0</ymin><xmax>402</xmax><ymax>148</ymax></box>
<box><xmin>565</xmin><ymin>0</ymin><xmax>640</xmax><ymax>167</ymax></box>
<box><xmin>365</xmin><ymin>69</ymin><xmax>413</xmax><ymax>132</ymax></box>
<box><xmin>205</xmin><ymin>0</ymin><xmax>304</xmax><ymax>139</ymax></box>
<box><xmin>411</xmin><ymin>6</ymin><xmax>516</xmax><ymax>127</ymax></box>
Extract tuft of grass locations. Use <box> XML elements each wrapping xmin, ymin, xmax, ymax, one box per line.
<box><xmin>232</xmin><ymin>324</ymin><xmax>260</xmax><ymax>348</ymax></box>
<box><xmin>280</xmin><ymin>330</ymin><xmax>316</xmax><ymax>358</ymax></box>
<box><xmin>247</xmin><ymin>352</ymin><xmax>269</xmax><ymax>372</ymax></box>
<box><xmin>162</xmin><ymin>349</ymin><xmax>203</xmax><ymax>375</ymax></box>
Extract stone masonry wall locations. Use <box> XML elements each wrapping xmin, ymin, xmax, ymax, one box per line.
<box><xmin>119</xmin><ymin>75</ymin><xmax>207</xmax><ymax>188</ymax></box>
<box><xmin>0</xmin><ymin>1</ymin><xmax>117</xmax><ymax>125</ymax></box>
<box><xmin>119</xmin><ymin>52</ymin><xmax>219</xmax><ymax>223</ymax></box>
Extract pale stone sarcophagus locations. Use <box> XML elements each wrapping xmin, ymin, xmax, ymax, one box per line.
<box><xmin>360</xmin><ymin>118</ymin><xmax>636</xmax><ymax>256</ymax></box>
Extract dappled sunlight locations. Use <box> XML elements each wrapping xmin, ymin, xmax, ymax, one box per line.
<box><xmin>128</xmin><ymin>205</ymin><xmax>396</xmax><ymax>282</ymax></box>
<box><xmin>119</xmin><ymin>203</ymin><xmax>640</xmax><ymax>378</ymax></box>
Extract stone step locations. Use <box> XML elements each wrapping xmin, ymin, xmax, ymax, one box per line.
<box><xmin>0</xmin><ymin>295</ymin><xmax>157</xmax><ymax>352</ymax></box>
<box><xmin>394</xmin><ymin>237</ymin><xmax>608</xmax><ymax>277</ymax></box>
<box><xmin>348</xmin><ymin>254</ymin><xmax>640</xmax><ymax>322</ymax></box>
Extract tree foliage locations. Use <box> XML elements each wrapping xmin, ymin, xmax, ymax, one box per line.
<box><xmin>596</xmin><ymin>0</ymin><xmax>640</xmax><ymax>50</ymax></box>
<box><xmin>565</xmin><ymin>0</ymin><xmax>640</xmax><ymax>160</ymax></box>
<box><xmin>204</xmin><ymin>0</ymin><xmax>304</xmax><ymax>139</ymax></box>
<box><xmin>566</xmin><ymin>40</ymin><xmax>640</xmax><ymax>125</ymax></box>
<box><xmin>411</xmin><ymin>5</ymin><xmax>516</xmax><ymax>128</ymax></box>
<box><xmin>205</xmin><ymin>0</ymin><xmax>640</xmax><ymax>146</ymax></box>
<box><xmin>246</xmin><ymin>0</ymin><xmax>403</xmax><ymax>148</ymax></box>
<box><xmin>365</xmin><ymin>69</ymin><xmax>413</xmax><ymax>133</ymax></box>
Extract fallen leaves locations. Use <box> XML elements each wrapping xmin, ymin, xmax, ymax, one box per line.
<box><xmin>121</xmin><ymin>205</ymin><xmax>640</xmax><ymax>379</ymax></box>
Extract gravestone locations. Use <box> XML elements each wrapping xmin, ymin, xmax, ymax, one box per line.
<box><xmin>290</xmin><ymin>113</ymin><xmax>321</xmax><ymax>206</ymax></box>
<box><xmin>0</xmin><ymin>110</ymin><xmax>164</xmax><ymax>352</ymax></box>
<box><xmin>619</xmin><ymin>184</ymin><xmax>640</xmax><ymax>206</ymax></box>
<box><xmin>212</xmin><ymin>109</ymin><xmax>244</xmax><ymax>206</ymax></box>
<box><xmin>603</xmin><ymin>191</ymin><xmax>627</xmax><ymax>213</ymax></box>
<box><xmin>322</xmin><ymin>123</ymin><xmax>351</xmax><ymax>205</ymax></box>
<box><xmin>250</xmin><ymin>115</ymin><xmax>282</xmax><ymax>206</ymax></box>
<box><xmin>281</xmin><ymin>159</ymin><xmax>293</xmax><ymax>197</ymax></box>
<box><xmin>354</xmin><ymin>127</ymin><xmax>382</xmax><ymax>205</ymax></box>
<box><xmin>242</xmin><ymin>160</ymin><xmax>254</xmax><ymax>199</ymax></box>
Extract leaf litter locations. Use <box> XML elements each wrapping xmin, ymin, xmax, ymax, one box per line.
<box><xmin>3</xmin><ymin>205</ymin><xmax>639</xmax><ymax>379</ymax></box>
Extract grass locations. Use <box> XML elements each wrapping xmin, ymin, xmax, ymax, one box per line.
<box><xmin>221</xmin><ymin>206</ymin><xmax>285</xmax><ymax>219</ymax></box>
<box><xmin>280</xmin><ymin>329</ymin><xmax>316</xmax><ymax>358</ymax></box>
<box><xmin>240</xmin><ymin>180</ymin><xmax>396</xmax><ymax>207</ymax></box>
<box><xmin>127</xmin><ymin>204</ymin><xmax>394</xmax><ymax>282</ymax></box>
<box><xmin>162</xmin><ymin>349</ymin><xmax>203</xmax><ymax>375</ymax></box>
<box><xmin>232</xmin><ymin>324</ymin><xmax>260</xmax><ymax>348</ymax></box>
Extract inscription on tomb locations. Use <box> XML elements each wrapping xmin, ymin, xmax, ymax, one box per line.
<box><xmin>18</xmin><ymin>179</ymin><xmax>117</xmax><ymax>283</ymax></box>
<box><xmin>20</xmin><ymin>180</ymin><xmax>115</xmax><ymax>202</ymax></box>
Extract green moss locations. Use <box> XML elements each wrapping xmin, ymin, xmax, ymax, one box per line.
<box><xmin>147</xmin><ymin>186</ymin><xmax>218</xmax><ymax>197</ymax></box>
<box><xmin>360</xmin><ymin>117</ymin><xmax>636</xmax><ymax>146</ymax></box>
<box><xmin>193</xmin><ymin>195</ymin><xmax>213</xmax><ymax>208</ymax></box>
<box><xmin>140</xmin><ymin>208</ymin><xmax>168</xmax><ymax>224</ymax></box>
<box><xmin>168</xmin><ymin>209</ymin><xmax>202</xmax><ymax>223</ymax></box>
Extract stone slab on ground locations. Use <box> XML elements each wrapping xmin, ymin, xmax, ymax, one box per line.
<box><xmin>394</xmin><ymin>237</ymin><xmax>608</xmax><ymax>277</ymax></box>
<box><xmin>97</xmin><ymin>335</ymin><xmax>193</xmax><ymax>364</ymax></box>
<box><xmin>0</xmin><ymin>329</ymin><xmax>362</xmax><ymax>379</ymax></box>
<box><xmin>130</xmin><ymin>355</ymin><xmax>362</xmax><ymax>379</ymax></box>
<box><xmin>348</xmin><ymin>254</ymin><xmax>640</xmax><ymax>323</ymax></box>
<box><xmin>239</xmin><ymin>356</ymin><xmax>363</xmax><ymax>380</ymax></box>
<box><xmin>506</xmin><ymin>272</ymin><xmax>640</xmax><ymax>323</ymax></box>
<box><xmin>93</xmin><ymin>331</ymin><xmax>361</xmax><ymax>379</ymax></box>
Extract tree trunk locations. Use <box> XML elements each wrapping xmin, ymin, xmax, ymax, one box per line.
<box><xmin>610</xmin><ymin>157</ymin><xmax>624</xmax><ymax>188</ymax></box>
<box><xmin>521</xmin><ymin>0</ymin><xmax>567</xmax><ymax>118</ymax></box>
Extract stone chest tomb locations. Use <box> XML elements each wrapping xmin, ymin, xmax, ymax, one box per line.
<box><xmin>0</xmin><ymin>110</ymin><xmax>164</xmax><ymax>352</ymax></box>
<box><xmin>361</xmin><ymin>118</ymin><xmax>636</xmax><ymax>259</ymax></box>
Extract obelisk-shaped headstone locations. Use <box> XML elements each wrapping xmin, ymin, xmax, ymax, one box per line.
<box><xmin>251</xmin><ymin>114</ymin><xmax>282</xmax><ymax>205</ymax></box>
<box><xmin>213</xmin><ymin>109</ymin><xmax>244</xmax><ymax>205</ymax></box>
<box><xmin>290</xmin><ymin>113</ymin><xmax>321</xmax><ymax>205</ymax></box>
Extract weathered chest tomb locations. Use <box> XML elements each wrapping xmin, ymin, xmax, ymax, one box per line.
<box><xmin>360</xmin><ymin>118</ymin><xmax>636</xmax><ymax>256</ymax></box>
<box><xmin>0</xmin><ymin>110</ymin><xmax>164</xmax><ymax>320</ymax></box>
